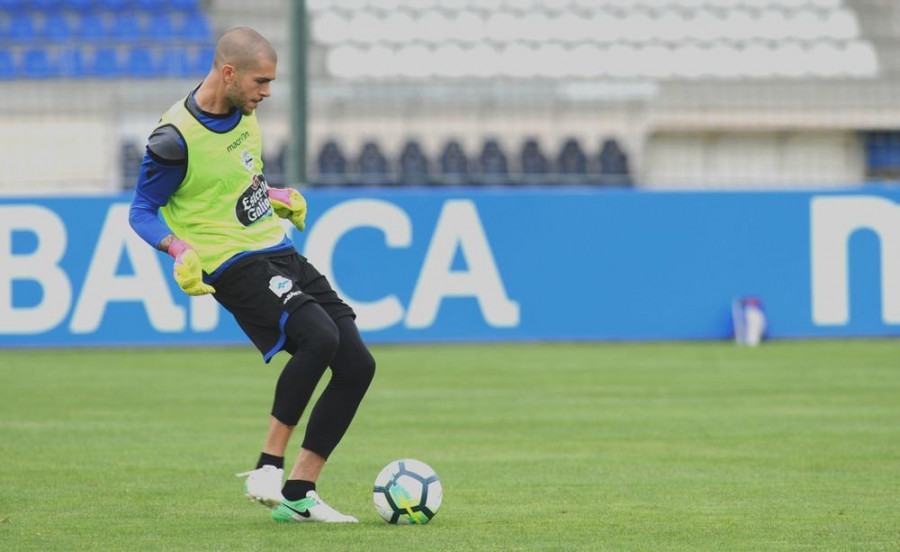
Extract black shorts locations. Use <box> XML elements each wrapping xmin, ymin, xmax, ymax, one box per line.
<box><xmin>212</xmin><ymin>250</ymin><xmax>355</xmax><ymax>362</ymax></box>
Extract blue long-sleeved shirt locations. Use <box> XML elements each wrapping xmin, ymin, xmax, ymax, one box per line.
<box><xmin>128</xmin><ymin>90</ymin><xmax>292</xmax><ymax>282</ymax></box>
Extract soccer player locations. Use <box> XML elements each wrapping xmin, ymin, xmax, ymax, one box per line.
<box><xmin>128</xmin><ymin>27</ymin><xmax>375</xmax><ymax>523</ymax></box>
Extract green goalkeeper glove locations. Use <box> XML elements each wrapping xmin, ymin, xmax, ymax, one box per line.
<box><xmin>268</xmin><ymin>187</ymin><xmax>307</xmax><ymax>231</ymax></box>
<box><xmin>168</xmin><ymin>240</ymin><xmax>216</xmax><ymax>296</ymax></box>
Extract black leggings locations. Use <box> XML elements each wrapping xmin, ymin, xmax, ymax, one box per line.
<box><xmin>270</xmin><ymin>301</ymin><xmax>376</xmax><ymax>459</ymax></box>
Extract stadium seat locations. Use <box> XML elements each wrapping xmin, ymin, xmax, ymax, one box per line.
<box><xmin>556</xmin><ymin>138</ymin><xmax>587</xmax><ymax>178</ymax></box>
<box><xmin>157</xmin><ymin>47</ymin><xmax>191</xmax><ymax>77</ymax></box>
<box><xmin>315</xmin><ymin>139</ymin><xmax>348</xmax><ymax>187</ymax></box>
<box><xmin>398</xmin><ymin>139</ymin><xmax>430</xmax><ymax>186</ymax></box>
<box><xmin>598</xmin><ymin>138</ymin><xmax>632</xmax><ymax>186</ymax></box>
<box><xmin>34</xmin><ymin>0</ymin><xmax>64</xmax><ymax>12</ymax></box>
<box><xmin>126</xmin><ymin>46</ymin><xmax>156</xmax><ymax>78</ymax></box>
<box><xmin>90</xmin><ymin>47</ymin><xmax>121</xmax><ymax>77</ymax></box>
<box><xmin>58</xmin><ymin>46</ymin><xmax>87</xmax><ymax>78</ymax></box>
<box><xmin>135</xmin><ymin>0</ymin><xmax>159</xmax><ymax>11</ymax></box>
<box><xmin>262</xmin><ymin>142</ymin><xmax>288</xmax><ymax>189</ymax></box>
<box><xmin>77</xmin><ymin>13</ymin><xmax>107</xmax><ymax>42</ymax></box>
<box><xmin>110</xmin><ymin>12</ymin><xmax>143</xmax><ymax>42</ymax></box>
<box><xmin>22</xmin><ymin>48</ymin><xmax>58</xmax><ymax>79</ymax></box>
<box><xmin>169</xmin><ymin>0</ymin><xmax>199</xmax><ymax>13</ymax></box>
<box><xmin>145</xmin><ymin>12</ymin><xmax>176</xmax><ymax>42</ymax></box>
<box><xmin>97</xmin><ymin>0</ymin><xmax>132</xmax><ymax>11</ymax></box>
<box><xmin>519</xmin><ymin>138</ymin><xmax>549</xmax><ymax>185</ymax></box>
<box><xmin>179</xmin><ymin>12</ymin><xmax>213</xmax><ymax>42</ymax></box>
<box><xmin>120</xmin><ymin>139</ymin><xmax>143</xmax><ymax>189</ymax></box>
<box><xmin>864</xmin><ymin>131</ymin><xmax>900</xmax><ymax>179</ymax></box>
<box><xmin>189</xmin><ymin>46</ymin><xmax>213</xmax><ymax>74</ymax></box>
<box><xmin>6</xmin><ymin>13</ymin><xmax>38</xmax><ymax>42</ymax></box>
<box><xmin>64</xmin><ymin>0</ymin><xmax>97</xmax><ymax>12</ymax></box>
<box><xmin>0</xmin><ymin>0</ymin><xmax>28</xmax><ymax>14</ymax></box>
<box><xmin>42</xmin><ymin>13</ymin><xmax>73</xmax><ymax>43</ymax></box>
<box><xmin>439</xmin><ymin>140</ymin><xmax>469</xmax><ymax>185</ymax></box>
<box><xmin>475</xmin><ymin>138</ymin><xmax>509</xmax><ymax>185</ymax></box>
<box><xmin>0</xmin><ymin>50</ymin><xmax>16</xmax><ymax>79</ymax></box>
<box><xmin>355</xmin><ymin>141</ymin><xmax>391</xmax><ymax>186</ymax></box>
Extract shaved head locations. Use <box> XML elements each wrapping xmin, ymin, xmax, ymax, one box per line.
<box><xmin>214</xmin><ymin>27</ymin><xmax>277</xmax><ymax>71</ymax></box>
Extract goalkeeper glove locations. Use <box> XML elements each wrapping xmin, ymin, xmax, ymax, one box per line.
<box><xmin>168</xmin><ymin>240</ymin><xmax>216</xmax><ymax>296</ymax></box>
<box><xmin>268</xmin><ymin>187</ymin><xmax>307</xmax><ymax>231</ymax></box>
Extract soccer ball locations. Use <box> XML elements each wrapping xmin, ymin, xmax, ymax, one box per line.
<box><xmin>373</xmin><ymin>458</ymin><xmax>443</xmax><ymax>524</ymax></box>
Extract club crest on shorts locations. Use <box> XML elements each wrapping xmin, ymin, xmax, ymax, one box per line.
<box><xmin>268</xmin><ymin>275</ymin><xmax>293</xmax><ymax>297</ymax></box>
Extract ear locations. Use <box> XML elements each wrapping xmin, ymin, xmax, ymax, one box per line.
<box><xmin>221</xmin><ymin>63</ymin><xmax>236</xmax><ymax>84</ymax></box>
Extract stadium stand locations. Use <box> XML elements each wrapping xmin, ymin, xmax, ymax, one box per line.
<box><xmin>2</xmin><ymin>0</ymin><xmax>900</xmax><ymax>192</ymax></box>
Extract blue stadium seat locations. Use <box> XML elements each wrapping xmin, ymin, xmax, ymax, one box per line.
<box><xmin>475</xmin><ymin>138</ymin><xmax>509</xmax><ymax>185</ymax></box>
<box><xmin>0</xmin><ymin>50</ymin><xmax>16</xmax><ymax>79</ymax></box>
<box><xmin>34</xmin><ymin>0</ymin><xmax>64</xmax><ymax>12</ymax></box>
<box><xmin>439</xmin><ymin>140</ymin><xmax>469</xmax><ymax>185</ymax></box>
<box><xmin>189</xmin><ymin>45</ymin><xmax>213</xmax><ymax>74</ymax></box>
<box><xmin>90</xmin><ymin>47</ymin><xmax>121</xmax><ymax>78</ymax></box>
<box><xmin>398</xmin><ymin>139</ymin><xmax>430</xmax><ymax>186</ymax></box>
<box><xmin>110</xmin><ymin>12</ymin><xmax>142</xmax><ymax>42</ymax></box>
<box><xmin>864</xmin><ymin>131</ymin><xmax>900</xmax><ymax>176</ymax></box>
<box><xmin>519</xmin><ymin>138</ymin><xmax>549</xmax><ymax>185</ymax></box>
<box><xmin>126</xmin><ymin>46</ymin><xmax>156</xmax><ymax>78</ymax></box>
<box><xmin>97</xmin><ymin>0</ymin><xmax>132</xmax><ymax>11</ymax></box>
<box><xmin>58</xmin><ymin>46</ymin><xmax>87</xmax><ymax>78</ymax></box>
<box><xmin>0</xmin><ymin>0</ymin><xmax>28</xmax><ymax>14</ymax></box>
<box><xmin>77</xmin><ymin>13</ymin><xmax>107</xmax><ymax>41</ymax></box>
<box><xmin>42</xmin><ymin>13</ymin><xmax>72</xmax><ymax>43</ymax></box>
<box><xmin>135</xmin><ymin>0</ymin><xmax>159</xmax><ymax>11</ymax></box>
<box><xmin>121</xmin><ymin>139</ymin><xmax>143</xmax><ymax>189</ymax></box>
<box><xmin>22</xmin><ymin>48</ymin><xmax>58</xmax><ymax>79</ymax></box>
<box><xmin>7</xmin><ymin>13</ymin><xmax>38</xmax><ymax>42</ymax></box>
<box><xmin>315</xmin><ymin>140</ymin><xmax>348</xmax><ymax>187</ymax></box>
<box><xmin>598</xmin><ymin>138</ymin><xmax>631</xmax><ymax>186</ymax></box>
<box><xmin>556</xmin><ymin>138</ymin><xmax>587</xmax><ymax>178</ymax></box>
<box><xmin>145</xmin><ymin>12</ymin><xmax>176</xmax><ymax>42</ymax></box>
<box><xmin>356</xmin><ymin>141</ymin><xmax>391</xmax><ymax>186</ymax></box>
<box><xmin>169</xmin><ymin>0</ymin><xmax>199</xmax><ymax>13</ymax></box>
<box><xmin>157</xmin><ymin>47</ymin><xmax>191</xmax><ymax>77</ymax></box>
<box><xmin>262</xmin><ymin>142</ymin><xmax>288</xmax><ymax>188</ymax></box>
<box><xmin>64</xmin><ymin>0</ymin><xmax>97</xmax><ymax>12</ymax></box>
<box><xmin>179</xmin><ymin>12</ymin><xmax>212</xmax><ymax>42</ymax></box>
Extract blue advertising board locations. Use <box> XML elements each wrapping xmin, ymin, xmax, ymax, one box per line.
<box><xmin>1</xmin><ymin>187</ymin><xmax>899</xmax><ymax>348</ymax></box>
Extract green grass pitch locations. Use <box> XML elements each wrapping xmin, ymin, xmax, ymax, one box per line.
<box><xmin>1</xmin><ymin>340</ymin><xmax>899</xmax><ymax>551</ymax></box>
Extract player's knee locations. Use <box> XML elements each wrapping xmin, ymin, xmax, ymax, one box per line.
<box><xmin>304</xmin><ymin>317</ymin><xmax>340</xmax><ymax>359</ymax></box>
<box><xmin>285</xmin><ymin>304</ymin><xmax>340</xmax><ymax>360</ymax></box>
<box><xmin>341</xmin><ymin>343</ymin><xmax>375</xmax><ymax>392</ymax></box>
<box><xmin>357</xmin><ymin>348</ymin><xmax>376</xmax><ymax>387</ymax></box>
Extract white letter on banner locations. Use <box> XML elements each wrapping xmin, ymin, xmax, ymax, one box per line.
<box><xmin>406</xmin><ymin>200</ymin><xmax>519</xmax><ymax>329</ymax></box>
<box><xmin>0</xmin><ymin>206</ymin><xmax>72</xmax><ymax>334</ymax></box>
<box><xmin>189</xmin><ymin>295</ymin><xmax>219</xmax><ymax>332</ymax></box>
<box><xmin>811</xmin><ymin>196</ymin><xmax>900</xmax><ymax>325</ymax></box>
<box><xmin>304</xmin><ymin>199</ymin><xmax>411</xmax><ymax>331</ymax></box>
<box><xmin>70</xmin><ymin>204</ymin><xmax>186</xmax><ymax>333</ymax></box>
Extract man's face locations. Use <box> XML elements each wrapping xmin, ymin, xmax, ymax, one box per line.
<box><xmin>225</xmin><ymin>56</ymin><xmax>276</xmax><ymax>115</ymax></box>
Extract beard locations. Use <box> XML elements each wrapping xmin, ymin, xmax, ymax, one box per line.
<box><xmin>226</xmin><ymin>83</ymin><xmax>253</xmax><ymax>115</ymax></box>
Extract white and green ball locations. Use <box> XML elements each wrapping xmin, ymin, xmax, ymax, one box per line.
<box><xmin>373</xmin><ymin>459</ymin><xmax>443</xmax><ymax>524</ymax></box>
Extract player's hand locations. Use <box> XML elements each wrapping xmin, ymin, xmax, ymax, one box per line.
<box><xmin>268</xmin><ymin>187</ymin><xmax>307</xmax><ymax>231</ymax></box>
<box><xmin>168</xmin><ymin>240</ymin><xmax>216</xmax><ymax>296</ymax></box>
